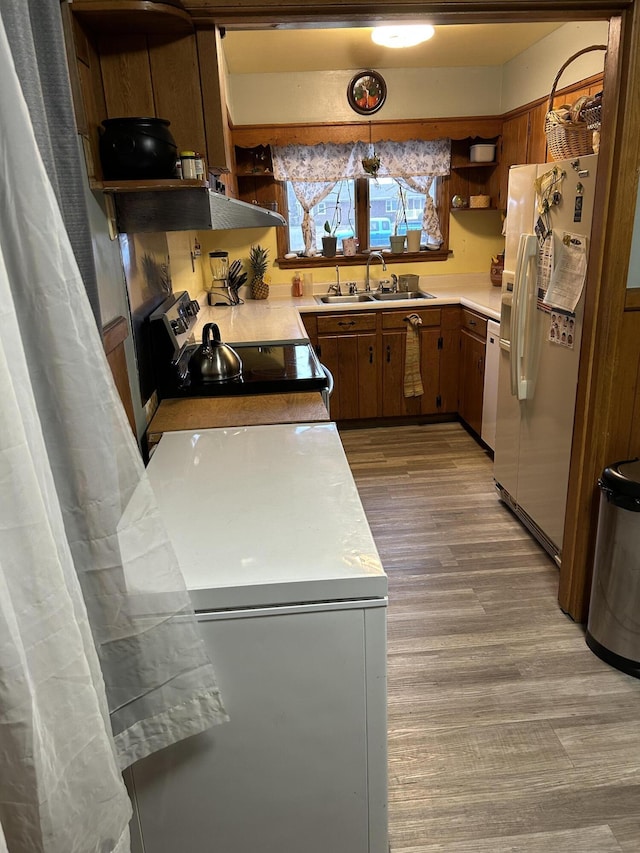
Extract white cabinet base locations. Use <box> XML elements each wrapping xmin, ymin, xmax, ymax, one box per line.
<box><xmin>130</xmin><ymin>601</ymin><xmax>387</xmax><ymax>853</ymax></box>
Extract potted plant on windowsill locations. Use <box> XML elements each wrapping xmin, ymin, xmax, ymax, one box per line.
<box><xmin>321</xmin><ymin>186</ymin><xmax>343</xmax><ymax>257</ymax></box>
<box><xmin>390</xmin><ymin>182</ymin><xmax>408</xmax><ymax>253</ymax></box>
<box><xmin>322</xmin><ymin>221</ymin><xmax>338</xmax><ymax>257</ymax></box>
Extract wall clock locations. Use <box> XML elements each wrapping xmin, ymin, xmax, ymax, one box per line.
<box><xmin>347</xmin><ymin>70</ymin><xmax>387</xmax><ymax>116</ymax></box>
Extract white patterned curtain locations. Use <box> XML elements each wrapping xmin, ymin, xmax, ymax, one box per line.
<box><xmin>0</xmin><ymin>8</ymin><xmax>227</xmax><ymax>853</ymax></box>
<box><xmin>399</xmin><ymin>176</ymin><xmax>443</xmax><ymax>245</ymax></box>
<box><xmin>291</xmin><ymin>181</ymin><xmax>337</xmax><ymax>256</ymax></box>
<box><xmin>273</xmin><ymin>138</ymin><xmax>450</xmax><ymax>245</ymax></box>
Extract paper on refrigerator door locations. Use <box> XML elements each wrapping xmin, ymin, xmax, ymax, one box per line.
<box><xmin>543</xmin><ymin>231</ymin><xmax>588</xmax><ymax>312</ymax></box>
<box><xmin>536</xmin><ymin>232</ymin><xmax>554</xmax><ymax>306</ymax></box>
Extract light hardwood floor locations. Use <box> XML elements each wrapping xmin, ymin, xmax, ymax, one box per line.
<box><xmin>339</xmin><ymin>422</ymin><xmax>640</xmax><ymax>853</ymax></box>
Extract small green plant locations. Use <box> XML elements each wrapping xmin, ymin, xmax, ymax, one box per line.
<box><xmin>323</xmin><ymin>184</ymin><xmax>343</xmax><ymax>238</ymax></box>
<box><xmin>394</xmin><ymin>182</ymin><xmax>409</xmax><ymax>236</ymax></box>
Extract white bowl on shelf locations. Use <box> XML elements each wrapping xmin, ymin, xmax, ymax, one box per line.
<box><xmin>470</xmin><ymin>144</ymin><xmax>496</xmax><ymax>162</ymax></box>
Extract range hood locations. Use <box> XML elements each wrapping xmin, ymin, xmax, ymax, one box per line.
<box><xmin>110</xmin><ymin>188</ymin><xmax>286</xmax><ymax>233</ymax></box>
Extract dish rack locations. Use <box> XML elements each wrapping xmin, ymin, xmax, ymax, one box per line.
<box><xmin>544</xmin><ymin>45</ymin><xmax>607</xmax><ymax>160</ymax></box>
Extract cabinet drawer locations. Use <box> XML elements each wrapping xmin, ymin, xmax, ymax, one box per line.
<box><xmin>461</xmin><ymin>309</ymin><xmax>487</xmax><ymax>339</ymax></box>
<box><xmin>381</xmin><ymin>308</ymin><xmax>441</xmax><ymax>330</ymax></box>
<box><xmin>317</xmin><ymin>312</ymin><xmax>377</xmax><ymax>334</ymax></box>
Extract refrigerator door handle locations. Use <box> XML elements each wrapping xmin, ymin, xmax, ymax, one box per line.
<box><xmin>512</xmin><ymin>234</ymin><xmax>538</xmax><ymax>401</ymax></box>
<box><xmin>510</xmin><ymin>234</ymin><xmax>526</xmax><ymax>396</ymax></box>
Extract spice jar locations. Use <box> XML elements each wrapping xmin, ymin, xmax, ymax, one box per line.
<box><xmin>194</xmin><ymin>152</ymin><xmax>205</xmax><ymax>181</ymax></box>
<box><xmin>180</xmin><ymin>151</ymin><xmax>197</xmax><ymax>180</ymax></box>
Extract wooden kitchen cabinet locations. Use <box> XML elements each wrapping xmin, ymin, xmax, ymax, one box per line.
<box><xmin>439</xmin><ymin>306</ymin><xmax>461</xmax><ymax>414</ymax></box>
<box><xmin>304</xmin><ymin>305</ymin><xmax>461</xmax><ymax>422</ymax></box>
<box><xmin>65</xmin><ymin>3</ymin><xmax>233</xmax><ymax>186</ymax></box>
<box><xmin>458</xmin><ymin>309</ymin><xmax>487</xmax><ymax>436</ymax></box>
<box><xmin>316</xmin><ymin>313</ymin><xmax>378</xmax><ymax>420</ymax></box>
<box><xmin>380</xmin><ymin>308</ymin><xmax>441</xmax><ymax>417</ymax></box>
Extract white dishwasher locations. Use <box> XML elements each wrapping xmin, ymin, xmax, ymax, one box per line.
<box><xmin>481</xmin><ymin>319</ymin><xmax>500</xmax><ymax>451</ymax></box>
<box><xmin>129</xmin><ymin>423</ymin><xmax>388</xmax><ymax>853</ymax></box>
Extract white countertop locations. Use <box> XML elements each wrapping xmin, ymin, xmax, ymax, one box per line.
<box><xmin>193</xmin><ymin>273</ymin><xmax>501</xmax><ymax>344</ymax></box>
<box><xmin>147</xmin><ymin>423</ymin><xmax>387</xmax><ymax>611</ymax></box>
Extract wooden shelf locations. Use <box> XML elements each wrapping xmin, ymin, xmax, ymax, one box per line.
<box><xmin>451</xmin><ymin>207</ymin><xmax>500</xmax><ymax>212</ymax></box>
<box><xmin>278</xmin><ymin>249</ymin><xmax>450</xmax><ymax>269</ymax></box>
<box><xmin>101</xmin><ymin>178</ymin><xmax>209</xmax><ymax>193</ymax></box>
<box><xmin>72</xmin><ymin>1</ymin><xmax>193</xmax><ymax>34</ymax></box>
<box><xmin>236</xmin><ymin>171</ymin><xmax>275</xmax><ymax>178</ymax></box>
<box><xmin>452</xmin><ymin>161</ymin><xmax>499</xmax><ymax>169</ymax></box>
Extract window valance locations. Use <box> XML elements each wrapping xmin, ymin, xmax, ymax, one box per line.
<box><xmin>272</xmin><ymin>138</ymin><xmax>451</xmax><ymax>182</ymax></box>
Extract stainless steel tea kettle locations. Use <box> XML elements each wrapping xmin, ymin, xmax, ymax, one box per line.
<box><xmin>189</xmin><ymin>323</ymin><xmax>242</xmax><ymax>383</ymax></box>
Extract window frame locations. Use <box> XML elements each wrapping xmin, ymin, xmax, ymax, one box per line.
<box><xmin>275</xmin><ymin>176</ymin><xmax>451</xmax><ymax>269</ymax></box>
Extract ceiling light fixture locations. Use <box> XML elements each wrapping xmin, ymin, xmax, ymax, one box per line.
<box><xmin>371</xmin><ymin>25</ymin><xmax>435</xmax><ymax>49</ymax></box>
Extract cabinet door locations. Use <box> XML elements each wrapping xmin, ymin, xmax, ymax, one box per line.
<box><xmin>459</xmin><ymin>330</ymin><xmax>486</xmax><ymax>436</ymax></box>
<box><xmin>381</xmin><ymin>331</ymin><xmax>440</xmax><ymax>417</ymax></box>
<box><xmin>438</xmin><ymin>327</ymin><xmax>460</xmax><ymax>414</ymax></box>
<box><xmin>318</xmin><ymin>334</ymin><xmax>377</xmax><ymax>421</ymax></box>
<box><xmin>420</xmin><ymin>328</ymin><xmax>443</xmax><ymax>415</ymax></box>
<box><xmin>381</xmin><ymin>333</ymin><xmax>414</xmax><ymax>417</ymax></box>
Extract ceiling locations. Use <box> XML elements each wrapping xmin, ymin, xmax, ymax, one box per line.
<box><xmin>222</xmin><ymin>23</ymin><xmax>564</xmax><ymax>75</ymax></box>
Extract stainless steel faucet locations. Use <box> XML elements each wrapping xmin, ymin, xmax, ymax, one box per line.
<box><xmin>365</xmin><ymin>252</ymin><xmax>387</xmax><ymax>292</ymax></box>
<box><xmin>328</xmin><ymin>265</ymin><xmax>341</xmax><ymax>295</ymax></box>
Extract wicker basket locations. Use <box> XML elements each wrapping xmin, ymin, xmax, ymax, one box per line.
<box><xmin>469</xmin><ymin>195</ymin><xmax>490</xmax><ymax>208</ymax></box>
<box><xmin>544</xmin><ymin>45</ymin><xmax>607</xmax><ymax>161</ymax></box>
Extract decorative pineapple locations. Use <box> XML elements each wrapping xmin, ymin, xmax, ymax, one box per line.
<box><xmin>249</xmin><ymin>244</ymin><xmax>270</xmax><ymax>300</ymax></box>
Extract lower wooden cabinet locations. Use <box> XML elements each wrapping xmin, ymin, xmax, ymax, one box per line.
<box><xmin>458</xmin><ymin>309</ymin><xmax>487</xmax><ymax>436</ymax></box>
<box><xmin>318</xmin><ymin>332</ymin><xmax>378</xmax><ymax>420</ymax></box>
<box><xmin>303</xmin><ymin>305</ymin><xmax>465</xmax><ymax>422</ymax></box>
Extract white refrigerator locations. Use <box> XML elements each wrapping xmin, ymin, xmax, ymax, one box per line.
<box><xmin>128</xmin><ymin>423</ymin><xmax>388</xmax><ymax>853</ymax></box>
<box><xmin>494</xmin><ymin>153</ymin><xmax>598</xmax><ymax>562</ymax></box>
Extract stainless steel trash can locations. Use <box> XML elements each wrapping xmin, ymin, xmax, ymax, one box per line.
<box><xmin>586</xmin><ymin>459</ymin><xmax>640</xmax><ymax>678</ymax></box>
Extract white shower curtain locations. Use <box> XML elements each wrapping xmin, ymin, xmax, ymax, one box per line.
<box><xmin>0</xmin><ymin>14</ymin><xmax>226</xmax><ymax>853</ymax></box>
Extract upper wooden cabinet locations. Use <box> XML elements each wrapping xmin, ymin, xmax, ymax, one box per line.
<box><xmin>64</xmin><ymin>1</ymin><xmax>233</xmax><ymax>186</ymax></box>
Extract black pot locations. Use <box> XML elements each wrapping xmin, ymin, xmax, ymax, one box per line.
<box><xmin>99</xmin><ymin>117</ymin><xmax>178</xmax><ymax>180</ymax></box>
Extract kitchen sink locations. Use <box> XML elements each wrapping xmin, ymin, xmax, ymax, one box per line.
<box><xmin>371</xmin><ymin>291</ymin><xmax>436</xmax><ymax>301</ymax></box>
<box><xmin>315</xmin><ymin>294</ymin><xmax>375</xmax><ymax>304</ymax></box>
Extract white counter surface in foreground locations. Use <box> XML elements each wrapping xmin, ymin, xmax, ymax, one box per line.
<box><xmin>193</xmin><ymin>274</ymin><xmax>501</xmax><ymax>344</ymax></box>
<box><xmin>147</xmin><ymin>422</ymin><xmax>387</xmax><ymax>611</ymax></box>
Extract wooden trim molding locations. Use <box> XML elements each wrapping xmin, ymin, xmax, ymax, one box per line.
<box><xmin>184</xmin><ymin>3</ymin><xmax>627</xmax><ymax>28</ymax></box>
<box><xmin>501</xmin><ymin>72</ymin><xmax>604</xmax><ymax>122</ymax></box>
<box><xmin>102</xmin><ymin>316</ymin><xmax>137</xmax><ymax>435</ymax></box>
<box><xmin>232</xmin><ymin>116</ymin><xmax>503</xmax><ymax>149</ymax></box>
<box><xmin>624</xmin><ymin>288</ymin><xmax>640</xmax><ymax>310</ymax></box>
<box><xmin>559</xmin><ymin>10</ymin><xmax>639</xmax><ymax>621</ymax></box>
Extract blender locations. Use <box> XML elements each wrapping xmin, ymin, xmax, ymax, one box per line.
<box><xmin>207</xmin><ymin>251</ymin><xmax>235</xmax><ymax>306</ymax></box>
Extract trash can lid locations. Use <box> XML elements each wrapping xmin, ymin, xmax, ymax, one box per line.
<box><xmin>599</xmin><ymin>458</ymin><xmax>640</xmax><ymax>508</ymax></box>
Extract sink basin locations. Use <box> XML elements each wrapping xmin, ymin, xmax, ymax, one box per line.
<box><xmin>371</xmin><ymin>291</ymin><xmax>436</xmax><ymax>301</ymax></box>
<box><xmin>315</xmin><ymin>294</ymin><xmax>375</xmax><ymax>304</ymax></box>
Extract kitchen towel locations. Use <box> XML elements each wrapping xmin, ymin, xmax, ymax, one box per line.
<box><xmin>404</xmin><ymin>313</ymin><xmax>424</xmax><ymax>397</ymax></box>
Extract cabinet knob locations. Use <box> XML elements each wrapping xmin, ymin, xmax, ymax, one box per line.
<box><xmin>369</xmin><ymin>346</ymin><xmax>374</xmax><ymax>364</ymax></box>
<box><xmin>338</xmin><ymin>320</ymin><xmax>355</xmax><ymax>327</ymax></box>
